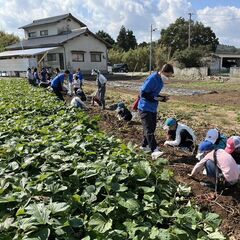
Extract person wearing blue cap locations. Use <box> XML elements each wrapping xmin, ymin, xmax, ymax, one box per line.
<box><xmin>163</xmin><ymin>117</ymin><xmax>196</xmax><ymax>152</ymax></box>
<box><xmin>138</xmin><ymin>64</ymin><xmax>174</xmax><ymax>160</ymax></box>
<box><xmin>189</xmin><ymin>140</ymin><xmax>240</xmax><ymax>188</ymax></box>
<box><xmin>116</xmin><ymin>102</ymin><xmax>132</xmax><ymax>121</ymax></box>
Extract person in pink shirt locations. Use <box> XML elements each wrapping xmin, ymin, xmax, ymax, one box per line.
<box><xmin>189</xmin><ymin>140</ymin><xmax>239</xmax><ymax>186</ymax></box>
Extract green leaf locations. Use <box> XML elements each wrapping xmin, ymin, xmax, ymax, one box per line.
<box><xmin>88</xmin><ymin>213</ymin><xmax>112</xmax><ymax>233</ymax></box>
<box><xmin>25</xmin><ymin>203</ymin><xmax>50</xmax><ymax>224</ymax></box>
<box><xmin>133</xmin><ymin>161</ymin><xmax>151</xmax><ymax>181</ymax></box>
<box><xmin>26</xmin><ymin>228</ymin><xmax>50</xmax><ymax>240</ymax></box>
<box><xmin>207</xmin><ymin>231</ymin><xmax>226</xmax><ymax>239</ymax></box>
<box><xmin>0</xmin><ymin>217</ymin><xmax>14</xmax><ymax>231</ymax></box>
<box><xmin>9</xmin><ymin>161</ymin><xmax>19</xmax><ymax>171</ymax></box>
<box><xmin>69</xmin><ymin>217</ymin><xmax>84</xmax><ymax>228</ymax></box>
<box><xmin>204</xmin><ymin>212</ymin><xmax>221</xmax><ymax>228</ymax></box>
<box><xmin>47</xmin><ymin>202</ymin><xmax>70</xmax><ymax>214</ymax></box>
<box><xmin>72</xmin><ymin>194</ymin><xmax>81</xmax><ymax>203</ymax></box>
<box><xmin>118</xmin><ymin>198</ymin><xmax>140</xmax><ymax>214</ymax></box>
<box><xmin>16</xmin><ymin>208</ymin><xmax>26</xmax><ymax>216</ymax></box>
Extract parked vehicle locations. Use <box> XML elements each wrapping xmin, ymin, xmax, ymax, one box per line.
<box><xmin>112</xmin><ymin>63</ymin><xmax>128</xmax><ymax>73</ymax></box>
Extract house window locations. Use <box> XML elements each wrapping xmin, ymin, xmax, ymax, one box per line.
<box><xmin>91</xmin><ymin>52</ymin><xmax>101</xmax><ymax>62</ymax></box>
<box><xmin>28</xmin><ymin>32</ymin><xmax>36</xmax><ymax>38</ymax></box>
<box><xmin>72</xmin><ymin>52</ymin><xmax>84</xmax><ymax>62</ymax></box>
<box><xmin>47</xmin><ymin>54</ymin><xmax>57</xmax><ymax>62</ymax></box>
<box><xmin>40</xmin><ymin>30</ymin><xmax>48</xmax><ymax>36</ymax></box>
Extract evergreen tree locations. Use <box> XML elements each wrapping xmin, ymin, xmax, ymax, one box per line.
<box><xmin>95</xmin><ymin>30</ymin><xmax>115</xmax><ymax>46</ymax></box>
<box><xmin>116</xmin><ymin>26</ymin><xmax>137</xmax><ymax>51</ymax></box>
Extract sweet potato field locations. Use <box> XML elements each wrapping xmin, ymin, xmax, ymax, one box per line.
<box><xmin>0</xmin><ymin>79</ymin><xmax>225</xmax><ymax>239</ymax></box>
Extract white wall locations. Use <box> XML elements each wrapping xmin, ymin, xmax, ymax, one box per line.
<box><xmin>0</xmin><ymin>58</ymin><xmax>37</xmax><ymax>71</ymax></box>
<box><xmin>230</xmin><ymin>67</ymin><xmax>240</xmax><ymax>82</ymax></box>
<box><xmin>24</xmin><ymin>18</ymin><xmax>82</xmax><ymax>39</ymax></box>
<box><xmin>56</xmin><ymin>20</ymin><xmax>82</xmax><ymax>34</ymax></box>
<box><xmin>64</xmin><ymin>34</ymin><xmax>108</xmax><ymax>73</ymax></box>
<box><xmin>24</xmin><ymin>25</ymin><xmax>58</xmax><ymax>38</ymax></box>
<box><xmin>174</xmin><ymin>67</ymin><xmax>208</xmax><ymax>79</ymax></box>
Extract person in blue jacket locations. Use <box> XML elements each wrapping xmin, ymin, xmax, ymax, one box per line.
<box><xmin>51</xmin><ymin>70</ymin><xmax>70</xmax><ymax>101</ymax></box>
<box><xmin>138</xmin><ymin>64</ymin><xmax>174</xmax><ymax>159</ymax></box>
<box><xmin>77</xmin><ymin>68</ymin><xmax>84</xmax><ymax>88</ymax></box>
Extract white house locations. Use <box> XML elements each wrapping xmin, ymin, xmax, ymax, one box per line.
<box><xmin>0</xmin><ymin>13</ymin><xmax>111</xmax><ymax>75</ymax></box>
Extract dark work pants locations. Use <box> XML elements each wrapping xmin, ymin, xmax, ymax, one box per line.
<box><xmin>139</xmin><ymin>110</ymin><xmax>157</xmax><ymax>152</ymax></box>
<box><xmin>99</xmin><ymin>84</ymin><xmax>106</xmax><ymax>109</ymax></box>
<box><xmin>52</xmin><ymin>87</ymin><xmax>64</xmax><ymax>101</ymax></box>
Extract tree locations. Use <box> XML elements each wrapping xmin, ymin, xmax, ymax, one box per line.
<box><xmin>95</xmin><ymin>30</ymin><xmax>115</xmax><ymax>46</ymax></box>
<box><xmin>173</xmin><ymin>47</ymin><xmax>204</xmax><ymax>68</ymax></box>
<box><xmin>116</xmin><ymin>26</ymin><xmax>137</xmax><ymax>51</ymax></box>
<box><xmin>138</xmin><ymin>41</ymin><xmax>148</xmax><ymax>48</ymax></box>
<box><xmin>116</xmin><ymin>26</ymin><xmax>127</xmax><ymax>51</ymax></box>
<box><xmin>160</xmin><ymin>17</ymin><xmax>219</xmax><ymax>55</ymax></box>
<box><xmin>0</xmin><ymin>31</ymin><xmax>19</xmax><ymax>52</ymax></box>
<box><xmin>126</xmin><ymin>30</ymin><xmax>137</xmax><ymax>50</ymax></box>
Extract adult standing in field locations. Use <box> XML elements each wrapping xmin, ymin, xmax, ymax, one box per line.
<box><xmin>51</xmin><ymin>70</ymin><xmax>70</xmax><ymax>101</ymax></box>
<box><xmin>138</xmin><ymin>64</ymin><xmax>174</xmax><ymax>160</ymax></box>
<box><xmin>92</xmin><ymin>69</ymin><xmax>107</xmax><ymax>110</ymax></box>
<box><xmin>77</xmin><ymin>68</ymin><xmax>84</xmax><ymax>88</ymax></box>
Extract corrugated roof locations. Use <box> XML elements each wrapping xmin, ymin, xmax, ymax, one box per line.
<box><xmin>0</xmin><ymin>47</ymin><xmax>59</xmax><ymax>58</ymax></box>
<box><xmin>6</xmin><ymin>28</ymin><xmax>87</xmax><ymax>50</ymax></box>
<box><xmin>19</xmin><ymin>13</ymin><xmax>86</xmax><ymax>29</ymax></box>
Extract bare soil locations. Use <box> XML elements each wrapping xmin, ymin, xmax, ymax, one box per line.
<box><xmin>83</xmin><ymin>78</ymin><xmax>240</xmax><ymax>239</ymax></box>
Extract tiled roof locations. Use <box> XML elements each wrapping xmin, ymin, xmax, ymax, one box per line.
<box><xmin>6</xmin><ymin>28</ymin><xmax>87</xmax><ymax>50</ymax></box>
<box><xmin>19</xmin><ymin>13</ymin><xmax>86</xmax><ymax>29</ymax></box>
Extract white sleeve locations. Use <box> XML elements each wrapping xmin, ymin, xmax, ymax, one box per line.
<box><xmin>165</xmin><ymin>126</ymin><xmax>182</xmax><ymax>146</ymax></box>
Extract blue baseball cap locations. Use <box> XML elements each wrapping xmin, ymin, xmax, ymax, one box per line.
<box><xmin>198</xmin><ymin>140</ymin><xmax>214</xmax><ymax>153</ymax></box>
<box><xmin>163</xmin><ymin>118</ymin><xmax>177</xmax><ymax>130</ymax></box>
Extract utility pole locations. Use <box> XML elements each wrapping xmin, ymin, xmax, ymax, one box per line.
<box><xmin>188</xmin><ymin>13</ymin><xmax>192</xmax><ymax>48</ymax></box>
<box><xmin>149</xmin><ymin>24</ymin><xmax>157</xmax><ymax>73</ymax></box>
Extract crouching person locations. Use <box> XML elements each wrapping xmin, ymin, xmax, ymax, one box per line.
<box><xmin>189</xmin><ymin>140</ymin><xmax>240</xmax><ymax>189</ymax></box>
<box><xmin>205</xmin><ymin>128</ymin><xmax>227</xmax><ymax>150</ymax></box>
<box><xmin>225</xmin><ymin>136</ymin><xmax>240</xmax><ymax>164</ymax></box>
<box><xmin>51</xmin><ymin>70</ymin><xmax>70</xmax><ymax>101</ymax></box>
<box><xmin>163</xmin><ymin>118</ymin><xmax>196</xmax><ymax>152</ymax></box>
<box><xmin>70</xmin><ymin>96</ymin><xmax>87</xmax><ymax>110</ymax></box>
<box><xmin>116</xmin><ymin>102</ymin><xmax>132</xmax><ymax>121</ymax></box>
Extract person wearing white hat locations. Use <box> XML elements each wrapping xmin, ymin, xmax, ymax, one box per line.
<box><xmin>205</xmin><ymin>128</ymin><xmax>227</xmax><ymax>150</ymax></box>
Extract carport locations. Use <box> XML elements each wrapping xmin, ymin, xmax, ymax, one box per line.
<box><xmin>0</xmin><ymin>47</ymin><xmax>59</xmax><ymax>76</ymax></box>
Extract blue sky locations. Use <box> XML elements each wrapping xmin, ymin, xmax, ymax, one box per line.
<box><xmin>1</xmin><ymin>0</ymin><xmax>240</xmax><ymax>47</ymax></box>
<box><xmin>190</xmin><ymin>0</ymin><xmax>240</xmax><ymax>9</ymax></box>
